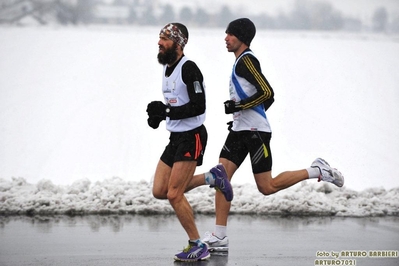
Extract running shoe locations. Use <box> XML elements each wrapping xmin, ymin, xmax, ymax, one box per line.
<box><xmin>174</xmin><ymin>241</ymin><xmax>210</xmax><ymax>262</ymax></box>
<box><xmin>311</xmin><ymin>158</ymin><xmax>344</xmax><ymax>187</ymax></box>
<box><xmin>210</xmin><ymin>164</ymin><xmax>234</xmax><ymax>201</ymax></box>
<box><xmin>203</xmin><ymin>231</ymin><xmax>229</xmax><ymax>252</ymax></box>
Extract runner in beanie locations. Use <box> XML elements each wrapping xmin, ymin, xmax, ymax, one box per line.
<box><xmin>189</xmin><ymin>18</ymin><xmax>345</xmax><ymax>252</ymax></box>
<box><xmin>146</xmin><ymin>22</ymin><xmax>233</xmax><ymax>262</ymax></box>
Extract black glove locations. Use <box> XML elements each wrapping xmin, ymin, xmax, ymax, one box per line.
<box><xmin>224</xmin><ymin>100</ymin><xmax>241</xmax><ymax>114</ymax></box>
<box><xmin>146</xmin><ymin>101</ymin><xmax>167</xmax><ymax>118</ymax></box>
<box><xmin>146</xmin><ymin>101</ymin><xmax>167</xmax><ymax>129</ymax></box>
<box><xmin>227</xmin><ymin>121</ymin><xmax>233</xmax><ymax>131</ymax></box>
<box><xmin>147</xmin><ymin>115</ymin><xmax>164</xmax><ymax>129</ymax></box>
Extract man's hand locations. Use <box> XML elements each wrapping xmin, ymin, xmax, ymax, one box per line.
<box><xmin>147</xmin><ymin>115</ymin><xmax>164</xmax><ymax>129</ymax></box>
<box><xmin>224</xmin><ymin>100</ymin><xmax>241</xmax><ymax>114</ymax></box>
<box><xmin>146</xmin><ymin>101</ymin><xmax>167</xmax><ymax>118</ymax></box>
<box><xmin>146</xmin><ymin>101</ymin><xmax>167</xmax><ymax>129</ymax></box>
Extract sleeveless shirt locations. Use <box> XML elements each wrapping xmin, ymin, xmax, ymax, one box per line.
<box><xmin>162</xmin><ymin>56</ymin><xmax>206</xmax><ymax>132</ymax></box>
<box><xmin>229</xmin><ymin>51</ymin><xmax>272</xmax><ymax>132</ymax></box>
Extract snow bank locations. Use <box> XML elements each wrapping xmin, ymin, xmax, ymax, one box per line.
<box><xmin>0</xmin><ymin>177</ymin><xmax>397</xmax><ymax>217</ymax></box>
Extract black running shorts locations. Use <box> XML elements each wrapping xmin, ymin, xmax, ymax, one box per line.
<box><xmin>160</xmin><ymin>125</ymin><xmax>207</xmax><ymax>167</ymax></box>
<box><xmin>219</xmin><ymin>130</ymin><xmax>272</xmax><ymax>174</ymax></box>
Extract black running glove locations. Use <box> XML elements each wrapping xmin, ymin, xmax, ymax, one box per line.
<box><xmin>147</xmin><ymin>115</ymin><xmax>164</xmax><ymax>129</ymax></box>
<box><xmin>224</xmin><ymin>100</ymin><xmax>241</xmax><ymax>114</ymax></box>
<box><xmin>146</xmin><ymin>101</ymin><xmax>167</xmax><ymax>118</ymax></box>
<box><xmin>227</xmin><ymin>121</ymin><xmax>233</xmax><ymax>131</ymax></box>
<box><xmin>146</xmin><ymin>101</ymin><xmax>167</xmax><ymax>129</ymax></box>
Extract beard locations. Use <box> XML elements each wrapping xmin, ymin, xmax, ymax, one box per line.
<box><xmin>157</xmin><ymin>43</ymin><xmax>178</xmax><ymax>65</ymax></box>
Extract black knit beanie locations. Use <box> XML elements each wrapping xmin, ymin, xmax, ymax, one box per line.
<box><xmin>226</xmin><ymin>18</ymin><xmax>256</xmax><ymax>46</ymax></box>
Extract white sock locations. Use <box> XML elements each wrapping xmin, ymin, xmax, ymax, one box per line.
<box><xmin>306</xmin><ymin>167</ymin><xmax>320</xmax><ymax>179</ymax></box>
<box><xmin>214</xmin><ymin>225</ymin><xmax>227</xmax><ymax>239</ymax></box>
<box><xmin>204</xmin><ymin>172</ymin><xmax>215</xmax><ymax>186</ymax></box>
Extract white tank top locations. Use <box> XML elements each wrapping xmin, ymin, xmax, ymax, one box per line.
<box><xmin>230</xmin><ymin>51</ymin><xmax>271</xmax><ymax>132</ymax></box>
<box><xmin>162</xmin><ymin>56</ymin><xmax>206</xmax><ymax>132</ymax></box>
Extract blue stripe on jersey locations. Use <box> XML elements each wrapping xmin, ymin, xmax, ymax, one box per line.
<box><xmin>231</xmin><ymin>72</ymin><xmax>266</xmax><ymax>118</ymax></box>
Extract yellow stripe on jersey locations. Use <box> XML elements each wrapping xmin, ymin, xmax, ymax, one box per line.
<box><xmin>240</xmin><ymin>55</ymin><xmax>273</xmax><ymax>109</ymax></box>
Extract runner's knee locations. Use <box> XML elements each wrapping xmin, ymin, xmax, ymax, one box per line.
<box><xmin>166</xmin><ymin>189</ymin><xmax>184</xmax><ymax>204</ymax></box>
<box><xmin>153</xmin><ymin>187</ymin><xmax>168</xmax><ymax>199</ymax></box>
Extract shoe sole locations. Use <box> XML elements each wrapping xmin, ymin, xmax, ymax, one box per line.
<box><xmin>332</xmin><ymin>169</ymin><xmax>344</xmax><ymax>187</ymax></box>
<box><xmin>174</xmin><ymin>253</ymin><xmax>211</xmax><ymax>262</ymax></box>
<box><xmin>208</xmin><ymin>246</ymin><xmax>229</xmax><ymax>252</ymax></box>
<box><xmin>211</xmin><ymin>251</ymin><xmax>229</xmax><ymax>256</ymax></box>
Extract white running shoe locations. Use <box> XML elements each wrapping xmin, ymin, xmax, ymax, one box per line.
<box><xmin>311</xmin><ymin>158</ymin><xmax>344</xmax><ymax>187</ymax></box>
<box><xmin>202</xmin><ymin>232</ymin><xmax>229</xmax><ymax>252</ymax></box>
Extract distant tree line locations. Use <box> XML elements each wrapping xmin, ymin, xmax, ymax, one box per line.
<box><xmin>1</xmin><ymin>0</ymin><xmax>398</xmax><ymax>33</ymax></box>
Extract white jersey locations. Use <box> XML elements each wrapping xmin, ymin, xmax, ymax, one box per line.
<box><xmin>230</xmin><ymin>51</ymin><xmax>272</xmax><ymax>132</ymax></box>
<box><xmin>162</xmin><ymin>56</ymin><xmax>206</xmax><ymax>132</ymax></box>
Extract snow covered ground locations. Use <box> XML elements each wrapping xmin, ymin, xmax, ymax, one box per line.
<box><xmin>1</xmin><ymin>176</ymin><xmax>398</xmax><ymax>216</ymax></box>
<box><xmin>0</xmin><ymin>26</ymin><xmax>398</xmax><ymax>216</ymax></box>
